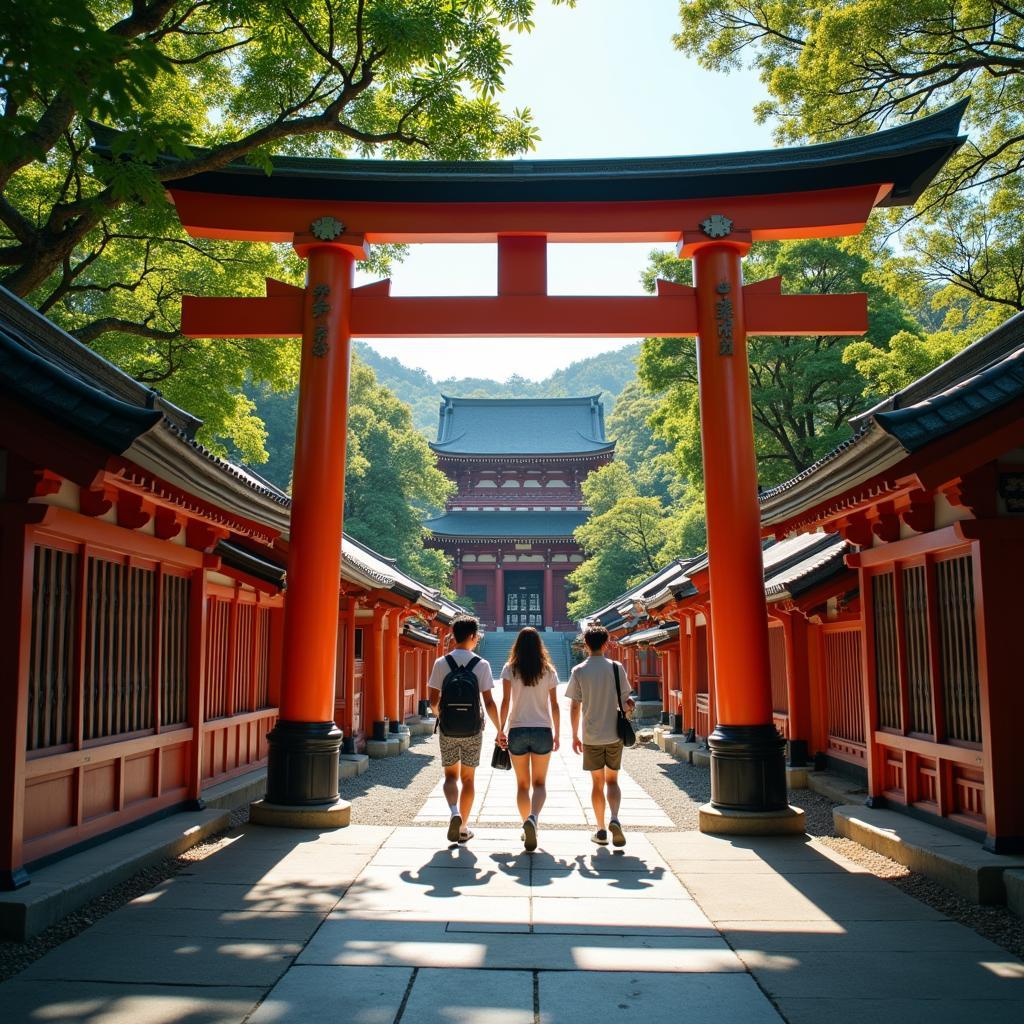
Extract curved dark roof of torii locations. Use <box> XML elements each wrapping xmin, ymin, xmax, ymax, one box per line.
<box><xmin>108</xmin><ymin>101</ymin><xmax>968</xmax><ymax>208</ymax></box>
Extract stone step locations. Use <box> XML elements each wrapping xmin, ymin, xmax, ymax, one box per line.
<box><xmin>834</xmin><ymin>804</ymin><xmax>1024</xmax><ymax>905</ymax></box>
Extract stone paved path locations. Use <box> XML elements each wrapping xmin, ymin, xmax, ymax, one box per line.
<box><xmin>2</xmin><ymin>712</ymin><xmax>1023</xmax><ymax>1022</ymax></box>
<box><xmin>416</xmin><ymin>680</ymin><xmax>673</xmax><ymax>828</ymax></box>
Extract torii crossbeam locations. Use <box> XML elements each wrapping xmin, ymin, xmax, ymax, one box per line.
<box><xmin>160</xmin><ymin>100</ymin><xmax>967</xmax><ymax>832</ymax></box>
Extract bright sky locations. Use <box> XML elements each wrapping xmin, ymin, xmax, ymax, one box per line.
<box><xmin>356</xmin><ymin>0</ymin><xmax>774</xmax><ymax>382</ymax></box>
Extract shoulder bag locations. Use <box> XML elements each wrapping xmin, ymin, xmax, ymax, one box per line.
<box><xmin>613</xmin><ymin>663</ymin><xmax>636</xmax><ymax>748</ymax></box>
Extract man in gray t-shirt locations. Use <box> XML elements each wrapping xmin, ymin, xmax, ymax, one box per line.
<box><xmin>566</xmin><ymin>624</ymin><xmax>635</xmax><ymax>847</ymax></box>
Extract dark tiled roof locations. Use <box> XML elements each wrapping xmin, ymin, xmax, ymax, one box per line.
<box><xmin>425</xmin><ymin>510</ymin><xmax>589</xmax><ymax>539</ymax></box>
<box><xmin>875</xmin><ymin>344</ymin><xmax>1024</xmax><ymax>451</ymax></box>
<box><xmin>431</xmin><ymin>395</ymin><xmax>612</xmax><ymax>456</ymax></box>
<box><xmin>0</xmin><ymin>313</ymin><xmax>162</xmax><ymax>452</ymax></box>
<box><xmin>117</xmin><ymin>101</ymin><xmax>967</xmax><ymax>208</ymax></box>
<box><xmin>761</xmin><ymin>310</ymin><xmax>1024</xmax><ymax>526</ymax></box>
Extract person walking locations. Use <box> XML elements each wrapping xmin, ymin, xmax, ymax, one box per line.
<box><xmin>427</xmin><ymin>614</ymin><xmax>504</xmax><ymax>844</ymax></box>
<box><xmin>498</xmin><ymin>627</ymin><xmax>560</xmax><ymax>853</ymax></box>
<box><xmin>566</xmin><ymin>623</ymin><xmax>635</xmax><ymax>847</ymax></box>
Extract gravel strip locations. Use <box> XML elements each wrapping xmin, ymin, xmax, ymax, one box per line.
<box><xmin>625</xmin><ymin>740</ymin><xmax>1024</xmax><ymax>961</ymax></box>
<box><xmin>341</xmin><ymin>733</ymin><xmax>445</xmax><ymax>826</ymax></box>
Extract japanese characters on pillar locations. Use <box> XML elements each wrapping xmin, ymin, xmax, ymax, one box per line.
<box><xmin>261</xmin><ymin>217</ymin><xmax>365</xmax><ymax>814</ymax></box>
<box><xmin>684</xmin><ymin>214</ymin><xmax>792</xmax><ymax>822</ymax></box>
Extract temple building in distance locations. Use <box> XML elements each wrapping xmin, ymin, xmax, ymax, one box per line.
<box><xmin>424</xmin><ymin>396</ymin><xmax>614</xmax><ymax>631</ymax></box>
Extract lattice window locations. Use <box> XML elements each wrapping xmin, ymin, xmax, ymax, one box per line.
<box><xmin>27</xmin><ymin>545</ymin><xmax>78</xmax><ymax>751</ymax></box>
<box><xmin>160</xmin><ymin>574</ymin><xmax>190</xmax><ymax>726</ymax></box>
<box><xmin>872</xmin><ymin>572</ymin><xmax>901</xmax><ymax>730</ymax></box>
<box><xmin>902</xmin><ymin>565</ymin><xmax>934</xmax><ymax>735</ymax></box>
<box><xmin>768</xmin><ymin>626</ymin><xmax>788</xmax><ymax>714</ymax></box>
<box><xmin>204</xmin><ymin>598</ymin><xmax>232</xmax><ymax>719</ymax></box>
<box><xmin>824</xmin><ymin>629</ymin><xmax>865</xmax><ymax>745</ymax></box>
<box><xmin>84</xmin><ymin>558</ymin><xmax>155</xmax><ymax>740</ymax></box>
<box><xmin>936</xmin><ymin>555</ymin><xmax>982</xmax><ymax>744</ymax></box>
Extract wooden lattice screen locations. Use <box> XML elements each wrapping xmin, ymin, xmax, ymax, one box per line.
<box><xmin>901</xmin><ymin>564</ymin><xmax>934</xmax><ymax>735</ymax></box>
<box><xmin>872</xmin><ymin>572</ymin><xmax>901</xmax><ymax>730</ymax></box>
<box><xmin>936</xmin><ymin>555</ymin><xmax>982</xmax><ymax>744</ymax></box>
<box><xmin>27</xmin><ymin>545</ymin><xmax>78</xmax><ymax>751</ymax></box>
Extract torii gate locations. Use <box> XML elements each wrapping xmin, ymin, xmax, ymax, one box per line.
<box><xmin>167</xmin><ymin>101</ymin><xmax>966</xmax><ymax>833</ymax></box>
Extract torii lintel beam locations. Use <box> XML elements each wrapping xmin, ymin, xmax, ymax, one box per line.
<box><xmin>181</xmin><ymin>276</ymin><xmax>868</xmax><ymax>340</ymax></box>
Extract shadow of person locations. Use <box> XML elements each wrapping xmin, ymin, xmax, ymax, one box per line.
<box><xmin>527</xmin><ymin>854</ymin><xmax>578</xmax><ymax>888</ymax></box>
<box><xmin>399</xmin><ymin>847</ymin><xmax>496</xmax><ymax>898</ymax></box>
<box><xmin>574</xmin><ymin>852</ymin><xmax>666</xmax><ymax>891</ymax></box>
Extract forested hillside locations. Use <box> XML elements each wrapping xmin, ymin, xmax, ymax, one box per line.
<box><xmin>244</xmin><ymin>342</ymin><xmax>642</xmax><ymax>489</ymax></box>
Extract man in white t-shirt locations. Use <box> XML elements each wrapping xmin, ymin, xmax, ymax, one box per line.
<box><xmin>427</xmin><ymin>614</ymin><xmax>504</xmax><ymax>844</ymax></box>
<box><xmin>566</xmin><ymin>623</ymin><xmax>635</xmax><ymax>847</ymax></box>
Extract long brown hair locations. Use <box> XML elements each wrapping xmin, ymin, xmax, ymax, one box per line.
<box><xmin>508</xmin><ymin>627</ymin><xmax>555</xmax><ymax>687</ymax></box>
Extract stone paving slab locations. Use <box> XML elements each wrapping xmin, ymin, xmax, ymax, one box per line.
<box><xmin>0</xmin><ymin>981</ymin><xmax>264</xmax><ymax>1024</ymax></box>
<box><xmin>683</xmin><ymin>870</ymin><xmax>947</xmax><ymax>922</ymax></box>
<box><xmin>738</xmin><ymin>949</ymin><xmax>1024</xmax><ymax>1001</ymax></box>
<box><xmin>530</xmin><ymin>896</ymin><xmax>716</xmax><ymax>936</ymax></box>
<box><xmin>775</xmin><ymin>996</ymin><xmax>1024</xmax><ymax>1024</ymax></box>
<box><xmin>537</xmin><ymin>971</ymin><xmax>785</xmax><ymax>1023</ymax></box>
<box><xmin>87</xmin><ymin>906</ymin><xmax>328</xmax><ymax>941</ymax></box>
<box><xmin>718</xmin><ymin>919</ymin><xmax>1011</xmax><ymax>953</ymax></box>
<box><xmin>298</xmin><ymin>918</ymin><xmax>739</xmax><ymax>972</ymax></box>
<box><xmin>130</xmin><ymin>878</ymin><xmax>346</xmax><ymax>913</ymax></box>
<box><xmin>18</xmin><ymin>931</ymin><xmax>300</xmax><ymax>986</ymax></box>
<box><xmin>249</xmin><ymin>964</ymin><xmax>411</xmax><ymax>1024</ymax></box>
<box><xmin>400</xmin><ymin>967</ymin><xmax>535</xmax><ymax>1024</ymax></box>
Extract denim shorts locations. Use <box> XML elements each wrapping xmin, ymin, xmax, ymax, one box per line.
<box><xmin>507</xmin><ymin>727</ymin><xmax>554</xmax><ymax>757</ymax></box>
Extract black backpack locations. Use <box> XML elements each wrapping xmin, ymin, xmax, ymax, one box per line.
<box><xmin>438</xmin><ymin>654</ymin><xmax>483</xmax><ymax>737</ymax></box>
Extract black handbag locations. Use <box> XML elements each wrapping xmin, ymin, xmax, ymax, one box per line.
<box><xmin>491</xmin><ymin>742</ymin><xmax>512</xmax><ymax>770</ymax></box>
<box><xmin>613</xmin><ymin>663</ymin><xmax>636</xmax><ymax>748</ymax></box>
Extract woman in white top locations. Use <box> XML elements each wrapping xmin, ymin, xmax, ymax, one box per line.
<box><xmin>498</xmin><ymin>627</ymin><xmax>560</xmax><ymax>852</ymax></box>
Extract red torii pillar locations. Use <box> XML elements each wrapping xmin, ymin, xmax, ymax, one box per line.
<box><xmin>256</xmin><ymin>236</ymin><xmax>358</xmax><ymax>823</ymax></box>
<box><xmin>688</xmin><ymin>237</ymin><xmax>798</xmax><ymax>829</ymax></box>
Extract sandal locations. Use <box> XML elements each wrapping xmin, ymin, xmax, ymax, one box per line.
<box><xmin>591</xmin><ymin>829</ymin><xmax>609</xmax><ymax>846</ymax></box>
<box><xmin>447</xmin><ymin>813</ymin><xmax>463</xmax><ymax>844</ymax></box>
<box><xmin>458</xmin><ymin>829</ymin><xmax>474</xmax><ymax>843</ymax></box>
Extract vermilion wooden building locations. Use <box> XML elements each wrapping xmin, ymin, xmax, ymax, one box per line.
<box><xmin>425</xmin><ymin>396</ymin><xmax>613</xmax><ymax>630</ymax></box>
<box><xmin>592</xmin><ymin>311</ymin><xmax>1024</xmax><ymax>852</ymax></box>
<box><xmin>0</xmin><ymin>288</ymin><xmax>458</xmax><ymax>890</ymax></box>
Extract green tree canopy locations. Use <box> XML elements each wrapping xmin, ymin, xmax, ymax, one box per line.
<box><xmin>0</xmin><ymin>0</ymin><xmax>571</xmax><ymax>457</ymax></box>
<box><xmin>566</xmin><ymin>462</ymin><xmax>667</xmax><ymax>619</ymax></box>
<box><xmin>638</xmin><ymin>239</ymin><xmax>912</xmax><ymax>489</ymax></box>
<box><xmin>674</xmin><ymin>0</ymin><xmax>1024</xmax><ymax>395</ymax></box>
<box><xmin>343</xmin><ymin>354</ymin><xmax>454</xmax><ymax>592</ymax></box>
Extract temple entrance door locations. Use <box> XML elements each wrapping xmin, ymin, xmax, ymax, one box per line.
<box><xmin>505</xmin><ymin>571</ymin><xmax>543</xmax><ymax>629</ymax></box>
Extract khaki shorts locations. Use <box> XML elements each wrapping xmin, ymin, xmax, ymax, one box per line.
<box><xmin>583</xmin><ymin>741</ymin><xmax>624</xmax><ymax>772</ymax></box>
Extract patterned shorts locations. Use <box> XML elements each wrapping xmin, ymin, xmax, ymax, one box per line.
<box><xmin>439</xmin><ymin>730</ymin><xmax>483</xmax><ymax>768</ymax></box>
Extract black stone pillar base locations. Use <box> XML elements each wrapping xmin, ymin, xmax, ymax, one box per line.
<box><xmin>660</xmin><ymin>711</ymin><xmax>671</xmax><ymax>727</ymax></box>
<box><xmin>709</xmin><ymin>723</ymin><xmax>788</xmax><ymax>812</ymax></box>
<box><xmin>372</xmin><ymin>719</ymin><xmax>388</xmax><ymax>742</ymax></box>
<box><xmin>684</xmin><ymin>727</ymin><xmax>696</xmax><ymax>743</ymax></box>
<box><xmin>787</xmin><ymin>739</ymin><xmax>809</xmax><ymax>768</ymax></box>
<box><xmin>0</xmin><ymin>866</ymin><xmax>29</xmax><ymax>891</ymax></box>
<box><xmin>670</xmin><ymin>712</ymin><xmax>684</xmax><ymax>735</ymax></box>
<box><xmin>388</xmin><ymin>720</ymin><xmax>401</xmax><ymax>734</ymax></box>
<box><xmin>417</xmin><ymin>699</ymin><xmax>432</xmax><ymax>718</ymax></box>
<box><xmin>265</xmin><ymin>720</ymin><xmax>343</xmax><ymax>806</ymax></box>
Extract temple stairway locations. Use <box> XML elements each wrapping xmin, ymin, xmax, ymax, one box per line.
<box><xmin>476</xmin><ymin>630</ymin><xmax>578</xmax><ymax>682</ymax></box>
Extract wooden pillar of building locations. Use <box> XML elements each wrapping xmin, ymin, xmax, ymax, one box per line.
<box><xmin>338</xmin><ymin>596</ymin><xmax>358</xmax><ymax>743</ymax></box>
<box><xmin>689</xmin><ymin>240</ymin><xmax>791</xmax><ymax>825</ymax></box>
<box><xmin>779</xmin><ymin>610</ymin><xmax>812</xmax><ymax>767</ymax></box>
<box><xmin>454</xmin><ymin>551</ymin><xmax>464</xmax><ymax>597</ymax></box>
<box><xmin>543</xmin><ymin>560</ymin><xmax>554</xmax><ymax>629</ymax></box>
<box><xmin>495</xmin><ymin>556</ymin><xmax>505</xmax><ymax>629</ymax></box>
<box><xmin>973</xmin><ymin>531</ymin><xmax>1024</xmax><ymax>852</ymax></box>
<box><xmin>384</xmin><ymin>608</ymin><xmax>405</xmax><ymax>732</ymax></box>
<box><xmin>366</xmin><ymin>606</ymin><xmax>388</xmax><ymax>740</ymax></box>
<box><xmin>0</xmin><ymin>510</ymin><xmax>38</xmax><ymax>889</ymax></box>
<box><xmin>262</xmin><ymin>241</ymin><xmax>356</xmax><ymax>811</ymax></box>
